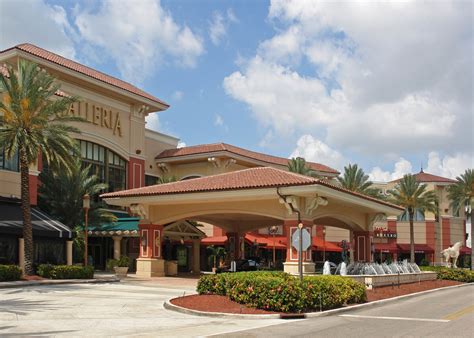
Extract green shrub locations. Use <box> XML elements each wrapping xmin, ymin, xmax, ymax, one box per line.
<box><xmin>196</xmin><ymin>271</ymin><xmax>366</xmax><ymax>313</ymax></box>
<box><xmin>37</xmin><ymin>264</ymin><xmax>94</xmax><ymax>279</ymax></box>
<box><xmin>419</xmin><ymin>266</ymin><xmax>474</xmax><ymax>283</ymax></box>
<box><xmin>0</xmin><ymin>265</ymin><xmax>22</xmax><ymax>281</ymax></box>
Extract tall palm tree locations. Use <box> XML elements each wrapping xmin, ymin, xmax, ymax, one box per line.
<box><xmin>448</xmin><ymin>169</ymin><xmax>474</xmax><ymax>270</ymax></box>
<box><xmin>388</xmin><ymin>174</ymin><xmax>438</xmax><ymax>263</ymax></box>
<box><xmin>337</xmin><ymin>164</ymin><xmax>382</xmax><ymax>198</ymax></box>
<box><xmin>0</xmin><ymin>60</ymin><xmax>80</xmax><ymax>275</ymax></box>
<box><xmin>38</xmin><ymin>159</ymin><xmax>116</xmax><ymax>229</ymax></box>
<box><xmin>287</xmin><ymin>157</ymin><xmax>318</xmax><ymax>177</ymax></box>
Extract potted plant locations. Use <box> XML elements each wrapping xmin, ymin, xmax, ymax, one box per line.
<box><xmin>207</xmin><ymin>246</ymin><xmax>226</xmax><ymax>273</ymax></box>
<box><xmin>108</xmin><ymin>256</ymin><xmax>130</xmax><ymax>277</ymax></box>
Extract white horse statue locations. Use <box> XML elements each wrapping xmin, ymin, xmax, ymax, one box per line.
<box><xmin>441</xmin><ymin>242</ymin><xmax>463</xmax><ymax>268</ymax></box>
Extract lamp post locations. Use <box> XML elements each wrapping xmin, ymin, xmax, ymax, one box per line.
<box><xmin>323</xmin><ymin>227</ymin><xmax>326</xmax><ymax>263</ymax></box>
<box><xmin>298</xmin><ymin>221</ymin><xmax>303</xmax><ymax>282</ymax></box>
<box><xmin>269</xmin><ymin>225</ymin><xmax>278</xmax><ymax>268</ymax></box>
<box><xmin>83</xmin><ymin>194</ymin><xmax>90</xmax><ymax>266</ymax></box>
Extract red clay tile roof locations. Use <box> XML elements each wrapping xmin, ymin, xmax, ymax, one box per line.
<box><xmin>390</xmin><ymin>171</ymin><xmax>456</xmax><ymax>184</ymax></box>
<box><xmin>101</xmin><ymin>167</ymin><xmax>403</xmax><ymax>210</ymax></box>
<box><xmin>0</xmin><ymin>43</ymin><xmax>169</xmax><ymax>108</ymax></box>
<box><xmin>156</xmin><ymin>143</ymin><xmax>339</xmax><ymax>175</ymax></box>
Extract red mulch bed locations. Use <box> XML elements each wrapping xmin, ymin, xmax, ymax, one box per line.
<box><xmin>171</xmin><ymin>280</ymin><xmax>464</xmax><ymax>315</ymax></box>
<box><xmin>366</xmin><ymin>279</ymin><xmax>462</xmax><ymax>301</ymax></box>
<box><xmin>21</xmin><ymin>275</ymin><xmax>44</xmax><ymax>281</ymax></box>
<box><xmin>171</xmin><ymin>294</ymin><xmax>280</xmax><ymax>314</ymax></box>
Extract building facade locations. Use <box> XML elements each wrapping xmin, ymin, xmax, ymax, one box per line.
<box><xmin>0</xmin><ymin>44</ymin><xmax>469</xmax><ymax>274</ymax></box>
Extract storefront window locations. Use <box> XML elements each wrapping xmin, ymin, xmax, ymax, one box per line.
<box><xmin>0</xmin><ymin>147</ymin><xmax>19</xmax><ymax>172</ymax></box>
<box><xmin>78</xmin><ymin>140</ymin><xmax>127</xmax><ymax>192</ymax></box>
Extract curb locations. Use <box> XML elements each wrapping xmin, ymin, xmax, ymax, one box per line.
<box><xmin>164</xmin><ymin>283</ymin><xmax>473</xmax><ymax>320</ymax></box>
<box><xmin>0</xmin><ymin>277</ymin><xmax>120</xmax><ymax>289</ymax></box>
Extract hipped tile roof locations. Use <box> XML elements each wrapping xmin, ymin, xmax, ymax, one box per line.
<box><xmin>0</xmin><ymin>43</ymin><xmax>169</xmax><ymax>107</ymax></box>
<box><xmin>156</xmin><ymin>143</ymin><xmax>339</xmax><ymax>175</ymax></box>
<box><xmin>390</xmin><ymin>171</ymin><xmax>456</xmax><ymax>184</ymax></box>
<box><xmin>101</xmin><ymin>166</ymin><xmax>403</xmax><ymax>210</ymax></box>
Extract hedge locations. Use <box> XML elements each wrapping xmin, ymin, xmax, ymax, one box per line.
<box><xmin>37</xmin><ymin>264</ymin><xmax>94</xmax><ymax>279</ymax></box>
<box><xmin>0</xmin><ymin>265</ymin><xmax>22</xmax><ymax>282</ymax></box>
<box><xmin>419</xmin><ymin>266</ymin><xmax>474</xmax><ymax>283</ymax></box>
<box><xmin>197</xmin><ymin>271</ymin><xmax>366</xmax><ymax>313</ymax></box>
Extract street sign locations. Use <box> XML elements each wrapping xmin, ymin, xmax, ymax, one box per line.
<box><xmin>292</xmin><ymin>228</ymin><xmax>311</xmax><ymax>251</ymax></box>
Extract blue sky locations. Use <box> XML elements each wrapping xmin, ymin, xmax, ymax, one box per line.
<box><xmin>1</xmin><ymin>0</ymin><xmax>472</xmax><ymax>181</ymax></box>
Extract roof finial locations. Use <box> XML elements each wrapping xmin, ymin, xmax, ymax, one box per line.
<box><xmin>420</xmin><ymin>162</ymin><xmax>424</xmax><ymax>173</ymax></box>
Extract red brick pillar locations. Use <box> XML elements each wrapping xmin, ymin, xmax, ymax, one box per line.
<box><xmin>226</xmin><ymin>232</ymin><xmax>242</xmax><ymax>260</ymax></box>
<box><xmin>128</xmin><ymin>157</ymin><xmax>145</xmax><ymax>189</ymax></box>
<box><xmin>136</xmin><ymin>223</ymin><xmax>165</xmax><ymax>277</ymax></box>
<box><xmin>441</xmin><ymin>217</ymin><xmax>451</xmax><ymax>249</ymax></box>
<box><xmin>283</xmin><ymin>220</ymin><xmax>314</xmax><ymax>274</ymax></box>
<box><xmin>388</xmin><ymin>218</ymin><xmax>398</xmax><ymax>262</ymax></box>
<box><xmin>354</xmin><ymin>231</ymin><xmax>373</xmax><ymax>262</ymax></box>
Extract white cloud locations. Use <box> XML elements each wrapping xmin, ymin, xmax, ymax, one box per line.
<box><xmin>0</xmin><ymin>0</ymin><xmax>76</xmax><ymax>59</ymax></box>
<box><xmin>177</xmin><ymin>141</ymin><xmax>186</xmax><ymax>148</ymax></box>
<box><xmin>209</xmin><ymin>8</ymin><xmax>238</xmax><ymax>46</ymax></box>
<box><xmin>290</xmin><ymin>135</ymin><xmax>345</xmax><ymax>170</ymax></box>
<box><xmin>224</xmin><ymin>0</ymin><xmax>472</xmax><ymax>159</ymax></box>
<box><xmin>368</xmin><ymin>152</ymin><xmax>473</xmax><ymax>182</ymax></box>
<box><xmin>172</xmin><ymin>90</ymin><xmax>183</xmax><ymax>101</ymax></box>
<box><xmin>214</xmin><ymin>114</ymin><xmax>228</xmax><ymax>131</ymax></box>
<box><xmin>145</xmin><ymin>113</ymin><xmax>160</xmax><ymax>132</ymax></box>
<box><xmin>426</xmin><ymin>152</ymin><xmax>473</xmax><ymax>179</ymax></box>
<box><xmin>369</xmin><ymin>158</ymin><xmax>413</xmax><ymax>182</ymax></box>
<box><xmin>74</xmin><ymin>0</ymin><xmax>204</xmax><ymax>84</ymax></box>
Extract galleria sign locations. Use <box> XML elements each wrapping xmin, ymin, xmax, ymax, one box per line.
<box><xmin>67</xmin><ymin>101</ymin><xmax>123</xmax><ymax>137</ymax></box>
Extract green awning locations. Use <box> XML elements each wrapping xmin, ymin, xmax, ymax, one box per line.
<box><xmin>88</xmin><ymin>216</ymin><xmax>139</xmax><ymax>237</ymax></box>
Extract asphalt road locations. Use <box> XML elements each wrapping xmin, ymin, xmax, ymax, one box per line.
<box><xmin>212</xmin><ymin>284</ymin><xmax>474</xmax><ymax>338</ymax></box>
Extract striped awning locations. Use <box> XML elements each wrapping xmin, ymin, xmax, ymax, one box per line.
<box><xmin>0</xmin><ymin>201</ymin><xmax>72</xmax><ymax>238</ymax></box>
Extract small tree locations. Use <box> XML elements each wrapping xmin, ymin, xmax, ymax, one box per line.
<box><xmin>388</xmin><ymin>174</ymin><xmax>438</xmax><ymax>263</ymax></box>
<box><xmin>207</xmin><ymin>246</ymin><xmax>227</xmax><ymax>270</ymax></box>
<box><xmin>337</xmin><ymin>163</ymin><xmax>383</xmax><ymax>198</ymax></box>
<box><xmin>448</xmin><ymin>169</ymin><xmax>474</xmax><ymax>270</ymax></box>
<box><xmin>287</xmin><ymin>157</ymin><xmax>318</xmax><ymax>177</ymax></box>
<box><xmin>0</xmin><ymin>60</ymin><xmax>81</xmax><ymax>275</ymax></box>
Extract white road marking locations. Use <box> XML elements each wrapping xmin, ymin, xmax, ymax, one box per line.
<box><xmin>339</xmin><ymin>314</ymin><xmax>450</xmax><ymax>323</ymax></box>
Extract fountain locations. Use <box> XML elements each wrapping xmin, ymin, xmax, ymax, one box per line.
<box><xmin>323</xmin><ymin>261</ymin><xmax>331</xmax><ymax>275</ymax></box>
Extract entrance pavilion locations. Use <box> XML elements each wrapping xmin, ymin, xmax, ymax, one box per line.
<box><xmin>101</xmin><ymin>167</ymin><xmax>404</xmax><ymax>277</ymax></box>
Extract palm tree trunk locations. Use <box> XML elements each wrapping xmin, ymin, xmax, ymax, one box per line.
<box><xmin>470</xmin><ymin>210</ymin><xmax>473</xmax><ymax>271</ymax></box>
<box><xmin>409</xmin><ymin>209</ymin><xmax>415</xmax><ymax>264</ymax></box>
<box><xmin>19</xmin><ymin>148</ymin><xmax>34</xmax><ymax>275</ymax></box>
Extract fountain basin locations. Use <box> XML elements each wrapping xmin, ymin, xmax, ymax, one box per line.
<box><xmin>345</xmin><ymin>272</ymin><xmax>437</xmax><ymax>289</ymax></box>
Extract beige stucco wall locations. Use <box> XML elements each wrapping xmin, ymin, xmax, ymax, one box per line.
<box><xmin>0</xmin><ymin>170</ymin><xmax>21</xmax><ymax>199</ymax></box>
<box><xmin>450</xmin><ymin>217</ymin><xmax>466</xmax><ymax>244</ymax></box>
<box><xmin>144</xmin><ymin>130</ymin><xmax>179</xmax><ymax>178</ymax></box>
<box><xmin>395</xmin><ymin>221</ymin><xmax>427</xmax><ymax>244</ymax></box>
<box><xmin>323</xmin><ymin>227</ymin><xmax>350</xmax><ymax>242</ymax></box>
<box><xmin>166</xmin><ymin>161</ymin><xmax>252</xmax><ymax>181</ymax></box>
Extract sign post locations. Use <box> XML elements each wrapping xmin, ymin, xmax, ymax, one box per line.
<box><xmin>292</xmin><ymin>224</ymin><xmax>311</xmax><ymax>281</ymax></box>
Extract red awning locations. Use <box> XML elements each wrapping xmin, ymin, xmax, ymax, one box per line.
<box><xmin>312</xmin><ymin>237</ymin><xmax>342</xmax><ymax>252</ymax></box>
<box><xmin>201</xmin><ymin>236</ymin><xmax>228</xmax><ymax>245</ymax></box>
<box><xmin>375</xmin><ymin>242</ymin><xmax>398</xmax><ymax>253</ymax></box>
<box><xmin>245</xmin><ymin>234</ymin><xmax>287</xmax><ymax>249</ymax></box>
<box><xmin>397</xmin><ymin>244</ymin><xmax>434</xmax><ymax>253</ymax></box>
<box><xmin>460</xmin><ymin>246</ymin><xmax>472</xmax><ymax>255</ymax></box>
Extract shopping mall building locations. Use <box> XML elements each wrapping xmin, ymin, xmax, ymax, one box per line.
<box><xmin>0</xmin><ymin>44</ymin><xmax>469</xmax><ymax>276</ymax></box>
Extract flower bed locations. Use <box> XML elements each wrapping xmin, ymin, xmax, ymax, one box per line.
<box><xmin>419</xmin><ymin>266</ymin><xmax>474</xmax><ymax>283</ymax></box>
<box><xmin>0</xmin><ymin>265</ymin><xmax>22</xmax><ymax>282</ymax></box>
<box><xmin>197</xmin><ymin>271</ymin><xmax>366</xmax><ymax>313</ymax></box>
<box><xmin>37</xmin><ymin>264</ymin><xmax>94</xmax><ymax>279</ymax></box>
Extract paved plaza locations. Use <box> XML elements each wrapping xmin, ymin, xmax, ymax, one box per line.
<box><xmin>0</xmin><ymin>278</ymin><xmax>283</xmax><ymax>337</ymax></box>
<box><xmin>1</xmin><ymin>278</ymin><xmax>472</xmax><ymax>337</ymax></box>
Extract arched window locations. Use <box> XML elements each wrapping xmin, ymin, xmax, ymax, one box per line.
<box><xmin>78</xmin><ymin>140</ymin><xmax>127</xmax><ymax>192</ymax></box>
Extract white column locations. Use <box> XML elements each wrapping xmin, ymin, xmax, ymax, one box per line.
<box><xmin>66</xmin><ymin>240</ymin><xmax>73</xmax><ymax>265</ymax></box>
<box><xmin>18</xmin><ymin>238</ymin><xmax>25</xmax><ymax>274</ymax></box>
<box><xmin>192</xmin><ymin>239</ymin><xmax>201</xmax><ymax>273</ymax></box>
<box><xmin>113</xmin><ymin>236</ymin><xmax>122</xmax><ymax>260</ymax></box>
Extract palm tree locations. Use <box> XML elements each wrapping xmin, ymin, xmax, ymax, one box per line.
<box><xmin>337</xmin><ymin>164</ymin><xmax>382</xmax><ymax>198</ymax></box>
<box><xmin>448</xmin><ymin>169</ymin><xmax>474</xmax><ymax>270</ymax></box>
<box><xmin>388</xmin><ymin>174</ymin><xmax>438</xmax><ymax>263</ymax></box>
<box><xmin>0</xmin><ymin>60</ymin><xmax>80</xmax><ymax>275</ymax></box>
<box><xmin>38</xmin><ymin>159</ymin><xmax>116</xmax><ymax>229</ymax></box>
<box><xmin>206</xmin><ymin>245</ymin><xmax>227</xmax><ymax>271</ymax></box>
<box><xmin>158</xmin><ymin>175</ymin><xmax>177</xmax><ymax>184</ymax></box>
<box><xmin>287</xmin><ymin>157</ymin><xmax>318</xmax><ymax>177</ymax></box>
